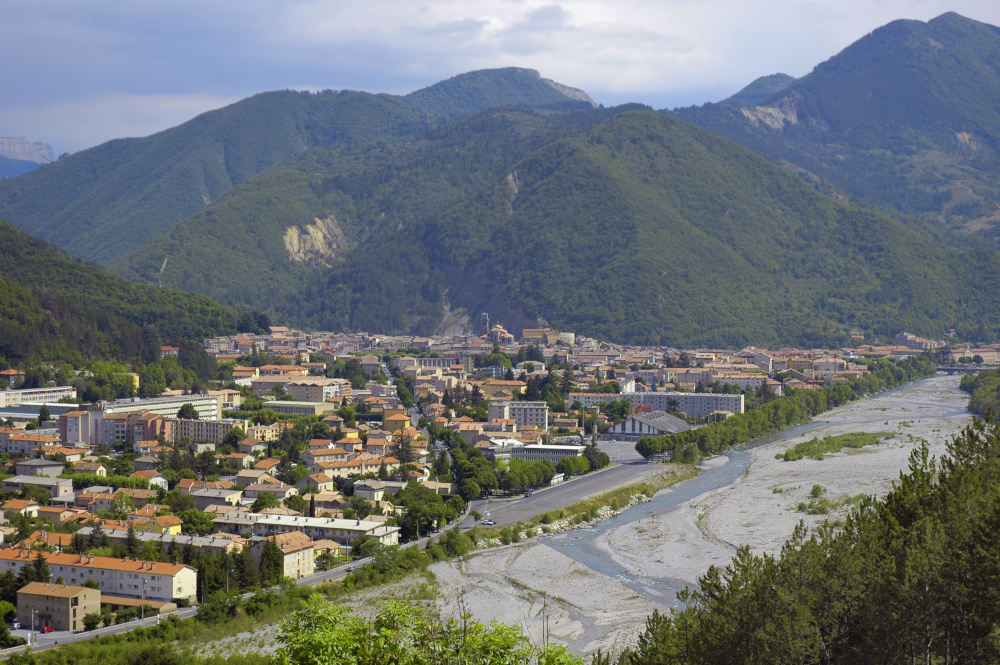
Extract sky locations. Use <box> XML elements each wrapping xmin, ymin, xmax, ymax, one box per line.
<box><xmin>4</xmin><ymin>0</ymin><xmax>1000</xmax><ymax>153</ymax></box>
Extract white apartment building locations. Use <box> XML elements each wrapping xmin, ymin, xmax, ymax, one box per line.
<box><xmin>103</xmin><ymin>394</ymin><xmax>222</xmax><ymax>421</ymax></box>
<box><xmin>567</xmin><ymin>393</ymin><xmax>621</xmax><ymax>408</ymax></box>
<box><xmin>487</xmin><ymin>401</ymin><xmax>549</xmax><ymax>431</ymax></box>
<box><xmin>0</xmin><ymin>550</ymin><xmax>197</xmax><ymax>602</ymax></box>
<box><xmin>212</xmin><ymin>513</ymin><xmax>400</xmax><ymax>547</ymax></box>
<box><xmin>0</xmin><ymin>386</ymin><xmax>77</xmax><ymax>408</ymax></box>
<box><xmin>508</xmin><ymin>444</ymin><xmax>585</xmax><ymax>464</ymax></box>
<box><xmin>624</xmin><ymin>392</ymin><xmax>744</xmax><ymax>418</ymax></box>
<box><xmin>173</xmin><ymin>418</ymin><xmax>248</xmax><ymax>444</ymax></box>
<box><xmin>285</xmin><ymin>377</ymin><xmax>351</xmax><ymax>403</ymax></box>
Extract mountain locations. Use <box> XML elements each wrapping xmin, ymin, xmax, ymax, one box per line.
<box><xmin>0</xmin><ymin>137</ymin><xmax>57</xmax><ymax>179</ymax></box>
<box><xmin>673</xmin><ymin>12</ymin><xmax>1000</xmax><ymax>238</ymax></box>
<box><xmin>0</xmin><ymin>69</ymin><xmax>590</xmax><ymax>266</ymax></box>
<box><xmin>0</xmin><ymin>137</ymin><xmax>56</xmax><ymax>164</ymax></box>
<box><xmin>720</xmin><ymin>73</ymin><xmax>795</xmax><ymax>106</ymax></box>
<box><xmin>117</xmin><ymin>106</ymin><xmax>1000</xmax><ymax>347</ymax></box>
<box><xmin>0</xmin><ymin>219</ymin><xmax>256</xmax><ymax>364</ymax></box>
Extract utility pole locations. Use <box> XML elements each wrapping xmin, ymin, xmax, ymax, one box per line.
<box><xmin>30</xmin><ymin>606</ymin><xmax>35</xmax><ymax>645</ymax></box>
<box><xmin>141</xmin><ymin>579</ymin><xmax>146</xmax><ymax>621</ymax></box>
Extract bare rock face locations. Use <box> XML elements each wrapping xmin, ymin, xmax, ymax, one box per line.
<box><xmin>283</xmin><ymin>215</ymin><xmax>350</xmax><ymax>266</ymax></box>
<box><xmin>542</xmin><ymin>78</ymin><xmax>597</xmax><ymax>107</ymax></box>
<box><xmin>0</xmin><ymin>137</ymin><xmax>56</xmax><ymax>164</ymax></box>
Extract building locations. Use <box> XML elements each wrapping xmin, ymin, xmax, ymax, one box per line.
<box><xmin>0</xmin><ymin>433</ymin><xmax>61</xmax><ymax>456</ymax></box>
<box><xmin>250</xmin><ymin>531</ymin><xmax>315</xmax><ymax>580</ymax></box>
<box><xmin>173</xmin><ymin>418</ymin><xmax>248</xmax><ymax>445</ymax></box>
<box><xmin>262</xmin><ymin>401</ymin><xmax>338</xmax><ymax>417</ymax></box>
<box><xmin>567</xmin><ymin>393</ymin><xmax>621</xmax><ymax>408</ymax></box>
<box><xmin>102</xmin><ymin>393</ymin><xmax>222</xmax><ymax>422</ymax></box>
<box><xmin>15</xmin><ymin>459</ymin><xmax>66</xmax><ymax>478</ymax></box>
<box><xmin>192</xmin><ymin>489</ymin><xmax>244</xmax><ymax>512</ymax></box>
<box><xmin>508</xmin><ymin>444</ymin><xmax>585</xmax><ymax>464</ymax></box>
<box><xmin>624</xmin><ymin>392</ymin><xmax>744</xmax><ymax>419</ymax></box>
<box><xmin>285</xmin><ymin>378</ymin><xmax>351</xmax><ymax>403</ymax></box>
<box><xmin>76</xmin><ymin>526</ymin><xmax>242</xmax><ymax>556</ymax></box>
<box><xmin>607</xmin><ymin>411</ymin><xmax>691</xmax><ymax>442</ymax></box>
<box><xmin>0</xmin><ymin>386</ymin><xmax>77</xmax><ymax>409</ymax></box>
<box><xmin>17</xmin><ymin>582</ymin><xmax>100</xmax><ymax>632</ymax></box>
<box><xmin>0</xmin><ymin>550</ymin><xmax>197</xmax><ymax>602</ymax></box>
<box><xmin>487</xmin><ymin>401</ymin><xmax>549</xmax><ymax>431</ymax></box>
<box><xmin>3</xmin><ymin>476</ymin><xmax>73</xmax><ymax>500</ymax></box>
<box><xmin>131</xmin><ymin>470</ymin><xmax>169</xmax><ymax>491</ymax></box>
<box><xmin>212</xmin><ymin>513</ymin><xmax>400</xmax><ymax>547</ymax></box>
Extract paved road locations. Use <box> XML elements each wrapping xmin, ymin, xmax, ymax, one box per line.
<box><xmin>469</xmin><ymin>459</ymin><xmax>666</xmax><ymax>526</ymax></box>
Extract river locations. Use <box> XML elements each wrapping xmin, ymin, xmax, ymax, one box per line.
<box><xmin>540</xmin><ymin>374</ymin><xmax>972</xmax><ymax>608</ymax></box>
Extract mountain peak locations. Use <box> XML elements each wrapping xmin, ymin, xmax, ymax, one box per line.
<box><xmin>404</xmin><ymin>67</ymin><xmax>595</xmax><ymax>115</ymax></box>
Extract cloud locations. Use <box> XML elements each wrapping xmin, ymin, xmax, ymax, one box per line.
<box><xmin>3</xmin><ymin>0</ymin><xmax>1000</xmax><ymax>150</ymax></box>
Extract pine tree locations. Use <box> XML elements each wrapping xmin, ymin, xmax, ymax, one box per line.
<box><xmin>34</xmin><ymin>553</ymin><xmax>50</xmax><ymax>583</ymax></box>
<box><xmin>309</xmin><ymin>494</ymin><xmax>316</xmax><ymax>518</ymax></box>
<box><xmin>259</xmin><ymin>540</ymin><xmax>284</xmax><ymax>585</ymax></box>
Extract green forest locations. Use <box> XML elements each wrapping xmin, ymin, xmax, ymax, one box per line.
<box><xmin>674</xmin><ymin>12</ymin><xmax>1000</xmax><ymax>239</ymax></box>
<box><xmin>0</xmin><ymin>69</ymin><xmax>582</xmax><ymax>265</ymax></box>
<box><xmin>117</xmin><ymin>104</ymin><xmax>1000</xmax><ymax>347</ymax></box>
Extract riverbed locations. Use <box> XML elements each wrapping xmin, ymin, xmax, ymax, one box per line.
<box><xmin>425</xmin><ymin>374</ymin><xmax>973</xmax><ymax>656</ymax></box>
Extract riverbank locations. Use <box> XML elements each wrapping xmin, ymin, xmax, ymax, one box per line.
<box><xmin>599</xmin><ymin>375</ymin><xmax>971</xmax><ymax>586</ymax></box>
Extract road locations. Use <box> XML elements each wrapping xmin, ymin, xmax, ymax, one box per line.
<box><xmin>469</xmin><ymin>458</ymin><xmax>665</xmax><ymax>526</ymax></box>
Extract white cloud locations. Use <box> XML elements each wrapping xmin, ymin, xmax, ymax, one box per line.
<box><xmin>2</xmin><ymin>0</ymin><xmax>1000</xmax><ymax>149</ymax></box>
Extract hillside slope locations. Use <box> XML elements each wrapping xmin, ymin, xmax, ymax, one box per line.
<box><xmin>0</xmin><ymin>220</ymin><xmax>255</xmax><ymax>357</ymax></box>
<box><xmin>0</xmin><ymin>69</ymin><xmax>586</xmax><ymax>265</ymax></box>
<box><xmin>118</xmin><ymin>108</ymin><xmax>1000</xmax><ymax>347</ymax></box>
<box><xmin>674</xmin><ymin>12</ymin><xmax>1000</xmax><ymax>237</ymax></box>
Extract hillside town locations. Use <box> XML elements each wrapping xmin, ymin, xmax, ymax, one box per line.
<box><xmin>0</xmin><ymin>316</ymin><xmax>989</xmax><ymax>638</ymax></box>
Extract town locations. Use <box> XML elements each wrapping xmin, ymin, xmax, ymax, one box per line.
<box><xmin>0</xmin><ymin>317</ymin><xmax>989</xmax><ymax>644</ymax></box>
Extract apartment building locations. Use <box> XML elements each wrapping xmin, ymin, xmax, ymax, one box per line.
<box><xmin>567</xmin><ymin>392</ymin><xmax>621</xmax><ymax>408</ymax></box>
<box><xmin>0</xmin><ymin>386</ymin><xmax>77</xmax><ymax>408</ymax></box>
<box><xmin>487</xmin><ymin>401</ymin><xmax>549</xmax><ymax>431</ymax></box>
<box><xmin>212</xmin><ymin>513</ymin><xmax>400</xmax><ymax>547</ymax></box>
<box><xmin>102</xmin><ymin>393</ymin><xmax>222</xmax><ymax>421</ymax></box>
<box><xmin>3</xmin><ymin>476</ymin><xmax>73</xmax><ymax>500</ymax></box>
<box><xmin>173</xmin><ymin>418</ymin><xmax>248</xmax><ymax>445</ymax></box>
<box><xmin>624</xmin><ymin>392</ymin><xmax>744</xmax><ymax>418</ymax></box>
<box><xmin>17</xmin><ymin>582</ymin><xmax>100</xmax><ymax>632</ymax></box>
<box><xmin>0</xmin><ymin>433</ymin><xmax>61</xmax><ymax>456</ymax></box>
<box><xmin>285</xmin><ymin>377</ymin><xmax>351</xmax><ymax>403</ymax></box>
<box><xmin>263</xmin><ymin>401</ymin><xmax>338</xmax><ymax>417</ymax></box>
<box><xmin>250</xmin><ymin>531</ymin><xmax>315</xmax><ymax>580</ymax></box>
<box><xmin>0</xmin><ymin>550</ymin><xmax>197</xmax><ymax>602</ymax></box>
<box><xmin>508</xmin><ymin>444</ymin><xmax>586</xmax><ymax>464</ymax></box>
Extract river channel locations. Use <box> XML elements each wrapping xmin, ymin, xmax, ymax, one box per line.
<box><xmin>541</xmin><ymin>374</ymin><xmax>972</xmax><ymax>608</ymax></box>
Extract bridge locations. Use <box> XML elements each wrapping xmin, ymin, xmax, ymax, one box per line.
<box><xmin>937</xmin><ymin>366</ymin><xmax>997</xmax><ymax>375</ymax></box>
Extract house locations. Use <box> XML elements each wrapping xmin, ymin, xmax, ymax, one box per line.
<box><xmin>130</xmin><ymin>470</ymin><xmax>169</xmax><ymax>491</ymax></box>
<box><xmin>253</xmin><ymin>458</ymin><xmax>281</xmax><ymax>473</ymax></box>
<box><xmin>382</xmin><ymin>411</ymin><xmax>410</xmax><ymax>434</ymax></box>
<box><xmin>237</xmin><ymin>438</ymin><xmax>267</xmax><ymax>456</ymax></box>
<box><xmin>131</xmin><ymin>514</ymin><xmax>183</xmax><ymax>535</ymax></box>
<box><xmin>0</xmin><ymin>550</ymin><xmax>197</xmax><ymax>602</ymax></box>
<box><xmin>133</xmin><ymin>456</ymin><xmax>160</xmax><ymax>472</ymax></box>
<box><xmin>36</xmin><ymin>506</ymin><xmax>83</xmax><ymax>526</ymax></box>
<box><xmin>298</xmin><ymin>473</ymin><xmax>335</xmax><ymax>493</ymax></box>
<box><xmin>15</xmin><ymin>459</ymin><xmax>66</xmax><ymax>479</ymax></box>
<box><xmin>353</xmin><ymin>480</ymin><xmax>385</xmax><ymax>503</ymax></box>
<box><xmin>243</xmin><ymin>483</ymin><xmax>298</xmax><ymax>502</ymax></box>
<box><xmin>177</xmin><ymin>479</ymin><xmax>235</xmax><ymax>495</ymax></box>
<box><xmin>235</xmin><ymin>469</ymin><xmax>272</xmax><ymax>485</ymax></box>
<box><xmin>115</xmin><ymin>488</ymin><xmax>158</xmax><ymax>507</ymax></box>
<box><xmin>192</xmin><ymin>488</ymin><xmax>243</xmax><ymax>512</ymax></box>
<box><xmin>250</xmin><ymin>530</ymin><xmax>315</xmax><ymax>580</ymax></box>
<box><xmin>17</xmin><ymin>530</ymin><xmax>76</xmax><ymax>550</ymax></box>
<box><xmin>72</xmin><ymin>461</ymin><xmax>107</xmax><ymax>477</ymax></box>
<box><xmin>3</xmin><ymin>476</ymin><xmax>73</xmax><ymax>500</ymax></box>
<box><xmin>227</xmin><ymin>452</ymin><xmax>253</xmax><ymax>469</ymax></box>
<box><xmin>3</xmin><ymin>499</ymin><xmax>39</xmax><ymax>518</ymax></box>
<box><xmin>17</xmin><ymin>582</ymin><xmax>101</xmax><ymax>632</ymax></box>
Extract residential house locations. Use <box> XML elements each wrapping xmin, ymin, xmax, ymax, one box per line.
<box><xmin>15</xmin><ymin>459</ymin><xmax>66</xmax><ymax>478</ymax></box>
<box><xmin>243</xmin><ymin>483</ymin><xmax>298</xmax><ymax>501</ymax></box>
<box><xmin>17</xmin><ymin>582</ymin><xmax>100</xmax><ymax>632</ymax></box>
<box><xmin>72</xmin><ymin>461</ymin><xmax>107</xmax><ymax>477</ymax></box>
<box><xmin>3</xmin><ymin>499</ymin><xmax>39</xmax><ymax>518</ymax></box>
<box><xmin>130</xmin><ymin>470</ymin><xmax>169</xmax><ymax>491</ymax></box>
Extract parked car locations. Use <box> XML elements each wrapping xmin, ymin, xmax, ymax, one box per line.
<box><xmin>479</xmin><ymin>519</ymin><xmax>496</xmax><ymax>526</ymax></box>
<box><xmin>10</xmin><ymin>622</ymin><xmax>20</xmax><ymax>630</ymax></box>
<box><xmin>42</xmin><ymin>626</ymin><xmax>55</xmax><ymax>633</ymax></box>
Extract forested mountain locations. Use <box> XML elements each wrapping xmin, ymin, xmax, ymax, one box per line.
<box><xmin>719</xmin><ymin>73</ymin><xmax>795</xmax><ymax>106</ymax></box>
<box><xmin>0</xmin><ymin>69</ymin><xmax>588</xmax><ymax>265</ymax></box>
<box><xmin>674</xmin><ymin>12</ymin><xmax>1000</xmax><ymax>238</ymax></box>
<box><xmin>0</xmin><ymin>156</ymin><xmax>41</xmax><ymax>180</ymax></box>
<box><xmin>0</xmin><ymin>220</ymin><xmax>256</xmax><ymax>363</ymax></box>
<box><xmin>117</xmin><ymin>106</ymin><xmax>1000</xmax><ymax>347</ymax></box>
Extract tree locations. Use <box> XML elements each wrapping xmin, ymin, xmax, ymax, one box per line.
<box><xmin>179</xmin><ymin>508</ymin><xmax>215</xmax><ymax>536</ymax></box>
<box><xmin>83</xmin><ymin>613</ymin><xmax>102</xmax><ymax>631</ymax></box>
<box><xmin>392</xmin><ymin>434</ymin><xmax>416</xmax><ymax>464</ymax></box>
<box><xmin>222</xmin><ymin>426</ymin><xmax>246</xmax><ymax>450</ymax></box>
<box><xmin>284</xmin><ymin>494</ymin><xmax>308</xmax><ymax>514</ymax></box>
<box><xmin>459</xmin><ymin>478</ymin><xmax>481</xmax><ymax>502</ymax></box>
<box><xmin>125</xmin><ymin>524</ymin><xmax>140</xmax><ymax>557</ymax></box>
<box><xmin>33</xmin><ymin>553</ymin><xmax>51</xmax><ymax>583</ymax></box>
<box><xmin>308</xmin><ymin>494</ymin><xmax>316</xmax><ymax>518</ymax></box>
<box><xmin>176</xmin><ymin>403</ymin><xmax>199</xmax><ymax>420</ymax></box>
<box><xmin>251</xmin><ymin>492</ymin><xmax>280</xmax><ymax>513</ymax></box>
<box><xmin>111</xmin><ymin>493</ymin><xmax>136</xmax><ymax>520</ymax></box>
<box><xmin>259</xmin><ymin>540</ymin><xmax>285</xmax><ymax>585</ymax></box>
<box><xmin>37</xmin><ymin>404</ymin><xmax>50</xmax><ymax>426</ymax></box>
